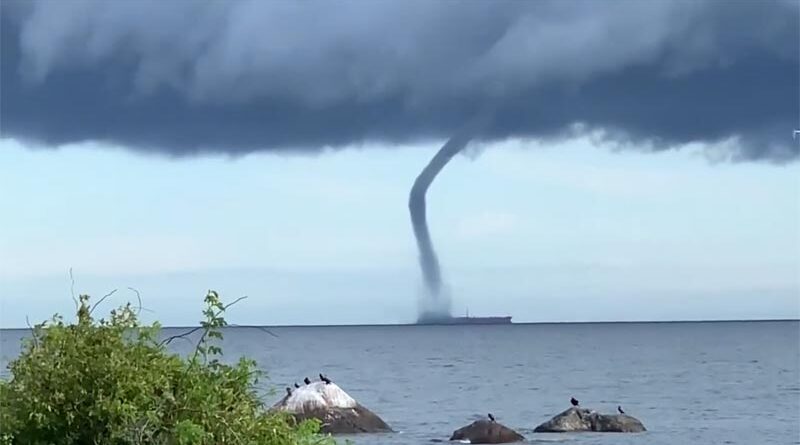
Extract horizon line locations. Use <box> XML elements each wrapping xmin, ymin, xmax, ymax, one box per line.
<box><xmin>3</xmin><ymin>317</ymin><xmax>799</xmax><ymax>331</ymax></box>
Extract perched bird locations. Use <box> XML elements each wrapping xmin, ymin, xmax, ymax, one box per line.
<box><xmin>304</xmin><ymin>377</ymin><xmax>311</xmax><ymax>385</ymax></box>
<box><xmin>618</xmin><ymin>405</ymin><xmax>625</xmax><ymax>414</ymax></box>
<box><xmin>320</xmin><ymin>373</ymin><xmax>332</xmax><ymax>384</ymax></box>
<box><xmin>294</xmin><ymin>382</ymin><xmax>300</xmax><ymax>389</ymax></box>
<box><xmin>286</xmin><ymin>387</ymin><xmax>292</xmax><ymax>396</ymax></box>
<box><xmin>488</xmin><ymin>413</ymin><xmax>496</xmax><ymax>422</ymax></box>
<box><xmin>570</xmin><ymin>397</ymin><xmax>579</xmax><ymax>407</ymax></box>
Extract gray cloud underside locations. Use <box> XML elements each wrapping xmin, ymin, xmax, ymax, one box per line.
<box><xmin>1</xmin><ymin>0</ymin><xmax>798</xmax><ymax>161</ymax></box>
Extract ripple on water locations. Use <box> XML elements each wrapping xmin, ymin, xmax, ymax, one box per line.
<box><xmin>1</xmin><ymin>321</ymin><xmax>798</xmax><ymax>444</ymax></box>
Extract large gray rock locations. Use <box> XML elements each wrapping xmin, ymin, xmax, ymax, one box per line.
<box><xmin>450</xmin><ymin>419</ymin><xmax>525</xmax><ymax>444</ymax></box>
<box><xmin>533</xmin><ymin>407</ymin><xmax>646</xmax><ymax>433</ymax></box>
<box><xmin>272</xmin><ymin>382</ymin><xmax>392</xmax><ymax>434</ymax></box>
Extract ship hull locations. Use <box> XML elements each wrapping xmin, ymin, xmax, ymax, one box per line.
<box><xmin>415</xmin><ymin>314</ymin><xmax>512</xmax><ymax>325</ymax></box>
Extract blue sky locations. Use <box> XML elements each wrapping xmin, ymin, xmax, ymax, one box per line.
<box><xmin>1</xmin><ymin>136</ymin><xmax>798</xmax><ymax>327</ymax></box>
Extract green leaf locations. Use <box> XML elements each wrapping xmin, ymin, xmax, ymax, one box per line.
<box><xmin>0</xmin><ymin>291</ymin><xmax>336</xmax><ymax>445</ymax></box>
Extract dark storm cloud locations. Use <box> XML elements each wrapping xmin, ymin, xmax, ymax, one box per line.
<box><xmin>1</xmin><ymin>0</ymin><xmax>798</xmax><ymax>160</ymax></box>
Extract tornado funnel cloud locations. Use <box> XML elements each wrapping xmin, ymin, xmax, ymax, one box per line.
<box><xmin>409</xmin><ymin>123</ymin><xmax>484</xmax><ymax>321</ymax></box>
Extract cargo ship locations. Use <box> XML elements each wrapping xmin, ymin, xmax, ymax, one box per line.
<box><xmin>416</xmin><ymin>309</ymin><xmax>512</xmax><ymax>325</ymax></box>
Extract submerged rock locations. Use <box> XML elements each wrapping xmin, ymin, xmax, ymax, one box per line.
<box><xmin>272</xmin><ymin>381</ymin><xmax>392</xmax><ymax>434</ymax></box>
<box><xmin>533</xmin><ymin>407</ymin><xmax>646</xmax><ymax>433</ymax></box>
<box><xmin>450</xmin><ymin>419</ymin><xmax>525</xmax><ymax>444</ymax></box>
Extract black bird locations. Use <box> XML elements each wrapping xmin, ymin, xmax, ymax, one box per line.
<box><xmin>488</xmin><ymin>413</ymin><xmax>496</xmax><ymax>422</ymax></box>
<box><xmin>286</xmin><ymin>387</ymin><xmax>292</xmax><ymax>396</ymax></box>
<box><xmin>294</xmin><ymin>382</ymin><xmax>300</xmax><ymax>388</ymax></box>
<box><xmin>319</xmin><ymin>373</ymin><xmax>332</xmax><ymax>384</ymax></box>
<box><xmin>570</xmin><ymin>397</ymin><xmax>579</xmax><ymax>407</ymax></box>
<box><xmin>618</xmin><ymin>405</ymin><xmax>625</xmax><ymax>414</ymax></box>
<box><xmin>304</xmin><ymin>377</ymin><xmax>311</xmax><ymax>385</ymax></box>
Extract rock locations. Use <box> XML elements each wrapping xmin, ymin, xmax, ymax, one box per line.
<box><xmin>593</xmin><ymin>413</ymin><xmax>646</xmax><ymax>432</ymax></box>
<box><xmin>449</xmin><ymin>419</ymin><xmax>525</xmax><ymax>444</ymax></box>
<box><xmin>533</xmin><ymin>407</ymin><xmax>646</xmax><ymax>433</ymax></box>
<box><xmin>272</xmin><ymin>381</ymin><xmax>392</xmax><ymax>434</ymax></box>
<box><xmin>533</xmin><ymin>407</ymin><xmax>592</xmax><ymax>433</ymax></box>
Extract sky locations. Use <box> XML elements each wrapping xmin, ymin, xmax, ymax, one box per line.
<box><xmin>0</xmin><ymin>0</ymin><xmax>798</xmax><ymax>326</ymax></box>
<box><xmin>1</xmin><ymin>135</ymin><xmax>798</xmax><ymax>327</ymax></box>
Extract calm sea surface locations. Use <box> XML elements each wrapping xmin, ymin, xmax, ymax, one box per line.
<box><xmin>2</xmin><ymin>321</ymin><xmax>798</xmax><ymax>444</ymax></box>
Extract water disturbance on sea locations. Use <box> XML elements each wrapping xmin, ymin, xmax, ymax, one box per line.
<box><xmin>1</xmin><ymin>321</ymin><xmax>797</xmax><ymax>444</ymax></box>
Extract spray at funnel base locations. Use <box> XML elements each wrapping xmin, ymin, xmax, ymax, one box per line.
<box><xmin>408</xmin><ymin>131</ymin><xmax>477</xmax><ymax>321</ymax></box>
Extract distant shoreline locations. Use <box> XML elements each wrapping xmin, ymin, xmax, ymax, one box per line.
<box><xmin>2</xmin><ymin>318</ymin><xmax>798</xmax><ymax>331</ymax></box>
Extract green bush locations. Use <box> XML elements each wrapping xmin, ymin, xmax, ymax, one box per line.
<box><xmin>0</xmin><ymin>291</ymin><xmax>334</xmax><ymax>445</ymax></box>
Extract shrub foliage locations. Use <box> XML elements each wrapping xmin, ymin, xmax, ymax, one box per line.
<box><xmin>0</xmin><ymin>291</ymin><xmax>332</xmax><ymax>445</ymax></box>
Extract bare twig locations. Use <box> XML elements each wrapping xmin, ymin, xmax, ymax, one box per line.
<box><xmin>190</xmin><ymin>295</ymin><xmax>249</xmax><ymax>362</ymax></box>
<box><xmin>159</xmin><ymin>326</ymin><xmax>204</xmax><ymax>346</ymax></box>
<box><xmin>223</xmin><ymin>296</ymin><xmax>248</xmax><ymax>311</ymax></box>
<box><xmin>127</xmin><ymin>287</ymin><xmax>144</xmax><ymax>316</ymax></box>
<box><xmin>229</xmin><ymin>324</ymin><xmax>279</xmax><ymax>338</ymax></box>
<box><xmin>137</xmin><ymin>417</ymin><xmax>150</xmax><ymax>445</ymax></box>
<box><xmin>225</xmin><ymin>295</ymin><xmax>278</xmax><ymax>337</ymax></box>
<box><xmin>69</xmin><ymin>267</ymin><xmax>78</xmax><ymax>310</ymax></box>
<box><xmin>25</xmin><ymin>315</ymin><xmax>39</xmax><ymax>348</ymax></box>
<box><xmin>159</xmin><ymin>296</ymin><xmax>250</xmax><ymax>347</ymax></box>
<box><xmin>90</xmin><ymin>289</ymin><xmax>118</xmax><ymax>315</ymax></box>
<box><xmin>158</xmin><ymin>296</ymin><xmax>249</xmax><ymax>348</ymax></box>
